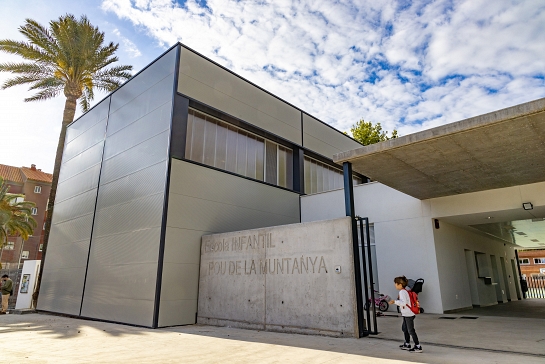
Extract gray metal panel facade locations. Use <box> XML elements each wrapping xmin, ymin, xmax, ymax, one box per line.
<box><xmin>158</xmin><ymin>159</ymin><xmax>300</xmax><ymax>327</ymax></box>
<box><xmin>177</xmin><ymin>47</ymin><xmax>302</xmax><ymax>145</ymax></box>
<box><xmin>38</xmin><ymin>97</ymin><xmax>110</xmax><ymax>315</ymax></box>
<box><xmin>80</xmin><ymin>46</ymin><xmax>177</xmax><ymax>327</ymax></box>
<box><xmin>302</xmin><ymin>113</ymin><xmax>362</xmax><ymax>159</ymax></box>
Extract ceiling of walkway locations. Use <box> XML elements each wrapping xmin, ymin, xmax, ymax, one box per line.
<box><xmin>334</xmin><ymin>98</ymin><xmax>545</xmax><ymax>200</ymax></box>
<box><xmin>441</xmin><ymin>208</ymin><xmax>545</xmax><ymax>249</ymax></box>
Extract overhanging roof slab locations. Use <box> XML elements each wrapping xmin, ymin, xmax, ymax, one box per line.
<box><xmin>334</xmin><ymin>98</ymin><xmax>545</xmax><ymax>200</ymax></box>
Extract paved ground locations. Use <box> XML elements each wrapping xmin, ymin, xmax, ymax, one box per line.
<box><xmin>1</xmin><ymin>312</ymin><xmax>544</xmax><ymax>364</ymax></box>
<box><xmin>456</xmin><ymin>297</ymin><xmax>545</xmax><ymax>319</ymax></box>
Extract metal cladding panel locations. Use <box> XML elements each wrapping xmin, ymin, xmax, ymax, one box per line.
<box><xmin>65</xmin><ymin>98</ymin><xmax>110</xmax><ymax>143</ymax></box>
<box><xmin>168</xmin><ymin>161</ymin><xmax>300</xmax><ymax>218</ymax></box>
<box><xmin>92</xmin><ymin>193</ymin><xmax>165</xmax><ymax>238</ymax></box>
<box><xmin>58</xmin><ymin>141</ymin><xmax>104</xmax><ymax>183</ymax></box>
<box><xmin>41</xmin><ymin>97</ymin><xmax>109</xmax><ymax>315</ymax></box>
<box><xmin>160</xmin><ymin>262</ymin><xmax>199</xmax><ymax>301</ymax></box>
<box><xmin>107</xmin><ymin>80</ymin><xmax>174</xmax><ymax>138</ymax></box>
<box><xmin>158</xmin><ymin>299</ymin><xmax>197</xmax><ymax>327</ymax></box>
<box><xmin>80</xmin><ymin>262</ymin><xmax>158</xmax><ymax>327</ymax></box>
<box><xmin>157</xmin><ymin>159</ymin><xmax>300</xmax><ymax>327</ymax></box>
<box><xmin>302</xmin><ymin>113</ymin><xmax>362</xmax><ymax>159</ymax></box>
<box><xmin>163</xmin><ymin>227</ymin><xmax>206</xmax><ymax>265</ymax></box>
<box><xmin>88</xmin><ymin>228</ymin><xmax>162</xmax><ymax>265</ymax></box>
<box><xmin>47</xmin><ymin>213</ymin><xmax>95</xmax><ymax>247</ymax></box>
<box><xmin>168</xmin><ymin>193</ymin><xmax>299</xmax><ymax>232</ymax></box>
<box><xmin>80</xmin><ymin>47</ymin><xmax>176</xmax><ymax>326</ymax></box>
<box><xmin>104</xmin><ymin>102</ymin><xmax>172</xmax><ymax>159</ymax></box>
<box><xmin>37</xmin><ymin>267</ymin><xmax>89</xmax><ymax>315</ymax></box>
<box><xmin>54</xmin><ymin>165</ymin><xmax>101</xmax><ymax>204</ymax></box>
<box><xmin>99</xmin><ymin>131</ymin><xmax>169</xmax><ymax>186</ymax></box>
<box><xmin>51</xmin><ymin>189</ymin><xmax>99</xmax><ymax>225</ymax></box>
<box><xmin>43</xmin><ymin>239</ymin><xmax>92</xmax><ymax>269</ymax></box>
<box><xmin>109</xmin><ymin>47</ymin><xmax>178</xmax><ymax>115</ymax></box>
<box><xmin>63</xmin><ymin>118</ymin><xmax>107</xmax><ymax>162</ymax></box>
<box><xmin>178</xmin><ymin>47</ymin><xmax>302</xmax><ymax>145</ymax></box>
<box><xmin>93</xmin><ymin>162</ymin><xmax>167</xmax><ymax>211</ymax></box>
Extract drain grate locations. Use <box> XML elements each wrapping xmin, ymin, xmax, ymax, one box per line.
<box><xmin>439</xmin><ymin>317</ymin><xmax>457</xmax><ymax>319</ymax></box>
<box><xmin>460</xmin><ymin>316</ymin><xmax>478</xmax><ymax>319</ymax></box>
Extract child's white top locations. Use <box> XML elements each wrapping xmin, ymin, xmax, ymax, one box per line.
<box><xmin>395</xmin><ymin>289</ymin><xmax>415</xmax><ymax>317</ymax></box>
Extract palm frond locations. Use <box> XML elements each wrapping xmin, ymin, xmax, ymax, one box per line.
<box><xmin>0</xmin><ymin>62</ymin><xmax>54</xmax><ymax>76</ymax></box>
<box><xmin>0</xmin><ymin>39</ymin><xmax>54</xmax><ymax>63</ymax></box>
<box><xmin>0</xmin><ymin>177</ymin><xmax>36</xmax><ymax>243</ymax></box>
<box><xmin>79</xmin><ymin>83</ymin><xmax>95</xmax><ymax>112</ymax></box>
<box><xmin>1</xmin><ymin>75</ymin><xmax>43</xmax><ymax>89</ymax></box>
<box><xmin>28</xmin><ymin>77</ymin><xmax>64</xmax><ymax>91</ymax></box>
<box><xmin>24</xmin><ymin>87</ymin><xmax>63</xmax><ymax>102</ymax></box>
<box><xmin>20</xmin><ymin>18</ymin><xmax>59</xmax><ymax>58</ymax></box>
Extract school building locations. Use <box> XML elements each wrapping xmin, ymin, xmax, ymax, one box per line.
<box><xmin>37</xmin><ymin>43</ymin><xmax>545</xmax><ymax>336</ymax></box>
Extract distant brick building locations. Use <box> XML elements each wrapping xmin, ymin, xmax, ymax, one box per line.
<box><xmin>518</xmin><ymin>249</ymin><xmax>545</xmax><ymax>277</ymax></box>
<box><xmin>0</xmin><ymin>163</ymin><xmax>52</xmax><ymax>268</ymax></box>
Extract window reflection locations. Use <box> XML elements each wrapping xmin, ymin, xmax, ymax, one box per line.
<box><xmin>304</xmin><ymin>156</ymin><xmax>361</xmax><ymax>194</ymax></box>
<box><xmin>186</xmin><ymin>109</ymin><xmax>292</xmax><ymax>189</ymax></box>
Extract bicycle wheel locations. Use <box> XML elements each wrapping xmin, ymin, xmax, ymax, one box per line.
<box><xmin>379</xmin><ymin>300</ymin><xmax>389</xmax><ymax>312</ymax></box>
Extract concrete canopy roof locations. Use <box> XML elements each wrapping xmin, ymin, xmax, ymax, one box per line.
<box><xmin>333</xmin><ymin>98</ymin><xmax>545</xmax><ymax>200</ymax></box>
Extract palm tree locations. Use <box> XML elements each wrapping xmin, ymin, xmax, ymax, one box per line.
<box><xmin>0</xmin><ymin>14</ymin><xmax>132</xmax><ymax>298</ymax></box>
<box><xmin>0</xmin><ymin>177</ymin><xmax>37</xmax><ymax>268</ymax></box>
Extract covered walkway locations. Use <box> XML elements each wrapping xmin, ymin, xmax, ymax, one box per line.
<box><xmin>457</xmin><ymin>298</ymin><xmax>545</xmax><ymax>319</ymax></box>
<box><xmin>375</xmin><ymin>299</ymin><xmax>545</xmax><ymax>358</ymax></box>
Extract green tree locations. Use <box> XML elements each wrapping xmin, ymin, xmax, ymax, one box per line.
<box><xmin>0</xmin><ymin>14</ymin><xmax>132</xmax><ymax>299</ymax></box>
<box><xmin>0</xmin><ymin>177</ymin><xmax>37</xmax><ymax>250</ymax></box>
<box><xmin>350</xmin><ymin>119</ymin><xmax>398</xmax><ymax>146</ymax></box>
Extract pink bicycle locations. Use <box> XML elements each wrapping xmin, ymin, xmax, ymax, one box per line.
<box><xmin>363</xmin><ymin>289</ymin><xmax>391</xmax><ymax>312</ymax></box>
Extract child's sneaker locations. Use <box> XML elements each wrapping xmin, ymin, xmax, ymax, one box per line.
<box><xmin>399</xmin><ymin>343</ymin><xmax>411</xmax><ymax>350</ymax></box>
<box><xmin>409</xmin><ymin>345</ymin><xmax>423</xmax><ymax>353</ymax></box>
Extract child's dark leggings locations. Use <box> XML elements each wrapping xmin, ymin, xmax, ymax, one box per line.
<box><xmin>402</xmin><ymin>316</ymin><xmax>419</xmax><ymax>345</ymax></box>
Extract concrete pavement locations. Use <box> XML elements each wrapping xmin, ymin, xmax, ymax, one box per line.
<box><xmin>1</xmin><ymin>312</ymin><xmax>544</xmax><ymax>363</ymax></box>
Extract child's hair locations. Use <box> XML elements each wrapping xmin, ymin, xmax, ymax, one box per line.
<box><xmin>394</xmin><ymin>276</ymin><xmax>409</xmax><ymax>287</ymax></box>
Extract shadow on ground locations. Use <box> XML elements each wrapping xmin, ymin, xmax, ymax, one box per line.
<box><xmin>1</xmin><ymin>300</ymin><xmax>545</xmax><ymax>363</ymax></box>
<box><xmin>0</xmin><ymin>311</ymin><xmax>150</xmax><ymax>339</ymax></box>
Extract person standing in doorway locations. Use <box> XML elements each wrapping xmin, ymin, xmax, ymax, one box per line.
<box><xmin>389</xmin><ymin>276</ymin><xmax>423</xmax><ymax>353</ymax></box>
<box><xmin>1</xmin><ymin>274</ymin><xmax>13</xmax><ymax>314</ymax></box>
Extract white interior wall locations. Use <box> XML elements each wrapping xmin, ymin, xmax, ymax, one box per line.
<box><xmin>432</xmin><ymin>220</ymin><xmax>520</xmax><ymax>311</ymax></box>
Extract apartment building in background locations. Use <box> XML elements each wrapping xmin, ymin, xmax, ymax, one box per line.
<box><xmin>0</xmin><ymin>163</ymin><xmax>52</xmax><ymax>268</ymax></box>
<box><xmin>519</xmin><ymin>249</ymin><xmax>545</xmax><ymax>277</ymax></box>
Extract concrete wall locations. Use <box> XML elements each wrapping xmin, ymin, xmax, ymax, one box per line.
<box><xmin>301</xmin><ymin>182</ymin><xmax>445</xmax><ymax>314</ymax></box>
<box><xmin>159</xmin><ymin>159</ymin><xmax>301</xmax><ymax>327</ymax></box>
<box><xmin>197</xmin><ymin>217</ymin><xmax>359</xmax><ymax>337</ymax></box>
<box><xmin>433</xmin><ymin>221</ymin><xmax>520</xmax><ymax>311</ymax></box>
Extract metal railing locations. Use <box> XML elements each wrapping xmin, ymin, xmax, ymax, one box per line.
<box><xmin>524</xmin><ymin>275</ymin><xmax>545</xmax><ymax>299</ymax></box>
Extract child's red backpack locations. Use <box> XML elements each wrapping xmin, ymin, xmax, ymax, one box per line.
<box><xmin>406</xmin><ymin>289</ymin><xmax>420</xmax><ymax>315</ymax></box>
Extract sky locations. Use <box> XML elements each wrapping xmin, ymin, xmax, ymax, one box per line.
<box><xmin>1</xmin><ymin>0</ymin><xmax>544</xmax><ymax>173</ymax></box>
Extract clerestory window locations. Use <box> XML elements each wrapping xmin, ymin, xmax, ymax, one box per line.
<box><xmin>185</xmin><ymin>109</ymin><xmax>293</xmax><ymax>189</ymax></box>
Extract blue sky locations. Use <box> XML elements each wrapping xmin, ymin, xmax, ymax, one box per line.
<box><xmin>1</xmin><ymin>0</ymin><xmax>545</xmax><ymax>172</ymax></box>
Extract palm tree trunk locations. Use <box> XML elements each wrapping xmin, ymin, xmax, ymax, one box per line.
<box><xmin>33</xmin><ymin>95</ymin><xmax>78</xmax><ymax>307</ymax></box>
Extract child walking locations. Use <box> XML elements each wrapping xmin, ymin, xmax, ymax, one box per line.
<box><xmin>389</xmin><ymin>276</ymin><xmax>423</xmax><ymax>353</ymax></box>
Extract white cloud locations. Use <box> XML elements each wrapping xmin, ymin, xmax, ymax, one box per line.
<box><xmin>100</xmin><ymin>0</ymin><xmax>545</xmax><ymax>137</ymax></box>
<box><xmin>113</xmin><ymin>28</ymin><xmax>142</xmax><ymax>58</ymax></box>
